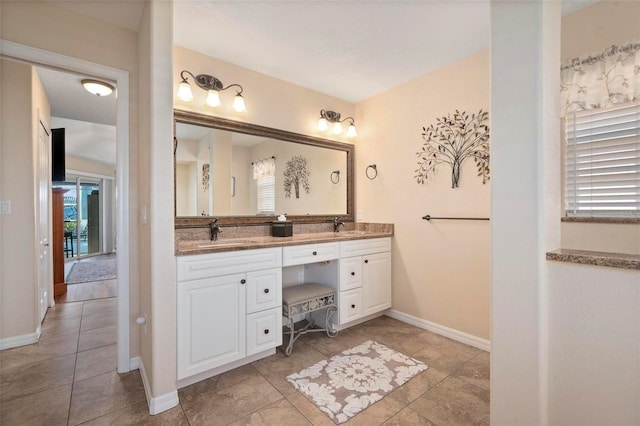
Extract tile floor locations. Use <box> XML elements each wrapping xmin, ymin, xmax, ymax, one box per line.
<box><xmin>0</xmin><ymin>302</ymin><xmax>489</xmax><ymax>425</ymax></box>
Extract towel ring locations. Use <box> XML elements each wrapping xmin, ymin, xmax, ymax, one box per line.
<box><xmin>366</xmin><ymin>164</ymin><xmax>378</xmax><ymax>180</ymax></box>
<box><xmin>330</xmin><ymin>170</ymin><xmax>340</xmax><ymax>184</ymax></box>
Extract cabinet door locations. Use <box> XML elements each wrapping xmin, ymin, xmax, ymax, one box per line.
<box><xmin>246</xmin><ymin>308</ymin><xmax>282</xmax><ymax>356</ymax></box>
<box><xmin>340</xmin><ymin>288</ymin><xmax>363</xmax><ymax>324</ymax></box>
<box><xmin>177</xmin><ymin>274</ymin><xmax>246</xmax><ymax>380</ymax></box>
<box><xmin>362</xmin><ymin>251</ymin><xmax>392</xmax><ymax>315</ymax></box>
<box><xmin>339</xmin><ymin>257</ymin><xmax>362</xmax><ymax>291</ymax></box>
<box><xmin>246</xmin><ymin>268</ymin><xmax>282</xmax><ymax>314</ymax></box>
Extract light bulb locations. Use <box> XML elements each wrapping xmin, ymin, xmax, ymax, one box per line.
<box><xmin>177</xmin><ymin>80</ymin><xmax>193</xmax><ymax>101</ymax></box>
<box><xmin>233</xmin><ymin>93</ymin><xmax>246</xmax><ymax>112</ymax></box>
<box><xmin>333</xmin><ymin>122</ymin><xmax>343</xmax><ymax>135</ymax></box>
<box><xmin>318</xmin><ymin>117</ymin><xmax>328</xmax><ymax>131</ymax></box>
<box><xmin>346</xmin><ymin>123</ymin><xmax>357</xmax><ymax>137</ymax></box>
<box><xmin>205</xmin><ymin>90</ymin><xmax>221</xmax><ymax>107</ymax></box>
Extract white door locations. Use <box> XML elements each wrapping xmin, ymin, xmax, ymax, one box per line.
<box><xmin>37</xmin><ymin>119</ymin><xmax>52</xmax><ymax>322</ymax></box>
<box><xmin>362</xmin><ymin>251</ymin><xmax>392</xmax><ymax>316</ymax></box>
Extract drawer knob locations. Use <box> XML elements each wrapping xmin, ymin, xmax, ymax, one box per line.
<box><xmin>350</xmin><ymin>272</ymin><xmax>355</xmax><ymax>276</ymax></box>
<box><xmin>264</xmin><ymin>329</ymin><xmax>270</xmax><ymax>334</ymax></box>
<box><xmin>312</xmin><ymin>251</ymin><xmax>318</xmax><ymax>256</ymax></box>
<box><xmin>264</xmin><ymin>288</ymin><xmax>270</xmax><ymax>294</ymax></box>
<box><xmin>240</xmin><ymin>279</ymin><xmax>246</xmax><ymax>284</ymax></box>
<box><xmin>351</xmin><ymin>304</ymin><xmax>356</xmax><ymax>309</ymax></box>
<box><xmin>364</xmin><ymin>259</ymin><xmax>369</xmax><ymax>264</ymax></box>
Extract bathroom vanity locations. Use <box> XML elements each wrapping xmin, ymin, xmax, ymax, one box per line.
<box><xmin>175</xmin><ymin>227</ymin><xmax>392</xmax><ymax>386</ymax></box>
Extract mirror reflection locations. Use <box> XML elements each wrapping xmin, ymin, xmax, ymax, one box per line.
<box><xmin>175</xmin><ymin>122</ymin><xmax>347</xmax><ymax>217</ymax></box>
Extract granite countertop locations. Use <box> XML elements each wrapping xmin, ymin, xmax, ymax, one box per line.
<box><xmin>546</xmin><ymin>248</ymin><xmax>640</xmax><ymax>270</ymax></box>
<box><xmin>176</xmin><ymin>225</ymin><xmax>393</xmax><ymax>256</ymax></box>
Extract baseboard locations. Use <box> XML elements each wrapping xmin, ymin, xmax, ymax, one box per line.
<box><xmin>386</xmin><ymin>309</ymin><xmax>491</xmax><ymax>352</ymax></box>
<box><xmin>138</xmin><ymin>358</ymin><xmax>179</xmax><ymax>415</ymax></box>
<box><xmin>0</xmin><ymin>327</ymin><xmax>41</xmax><ymax>350</ymax></box>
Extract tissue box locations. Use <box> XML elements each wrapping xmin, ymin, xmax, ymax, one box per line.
<box><xmin>272</xmin><ymin>221</ymin><xmax>293</xmax><ymax>237</ymax></box>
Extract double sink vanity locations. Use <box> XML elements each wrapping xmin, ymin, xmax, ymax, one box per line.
<box><xmin>173</xmin><ymin>108</ymin><xmax>393</xmax><ymax>387</ymax></box>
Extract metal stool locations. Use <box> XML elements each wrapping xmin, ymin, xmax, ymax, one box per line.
<box><xmin>282</xmin><ymin>283</ymin><xmax>338</xmax><ymax>356</ymax></box>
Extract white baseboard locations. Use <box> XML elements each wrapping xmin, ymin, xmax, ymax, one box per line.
<box><xmin>138</xmin><ymin>358</ymin><xmax>179</xmax><ymax>415</ymax></box>
<box><xmin>0</xmin><ymin>327</ymin><xmax>41</xmax><ymax>350</ymax></box>
<box><xmin>386</xmin><ymin>309</ymin><xmax>491</xmax><ymax>352</ymax></box>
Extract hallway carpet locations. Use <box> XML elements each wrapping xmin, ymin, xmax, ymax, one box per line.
<box><xmin>66</xmin><ymin>256</ymin><xmax>116</xmax><ymax>284</ymax></box>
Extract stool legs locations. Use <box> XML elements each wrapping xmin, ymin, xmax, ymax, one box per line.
<box><xmin>284</xmin><ymin>305</ymin><xmax>338</xmax><ymax>357</ymax></box>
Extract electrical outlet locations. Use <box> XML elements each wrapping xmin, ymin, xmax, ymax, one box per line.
<box><xmin>357</xmin><ymin>209</ymin><xmax>363</xmax><ymax>222</ymax></box>
<box><xmin>0</xmin><ymin>201</ymin><xmax>11</xmax><ymax>214</ymax></box>
<box><xmin>297</xmin><ymin>271</ymin><xmax>304</xmax><ymax>284</ymax></box>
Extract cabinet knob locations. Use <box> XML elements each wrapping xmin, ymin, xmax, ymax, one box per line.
<box><xmin>312</xmin><ymin>251</ymin><xmax>317</xmax><ymax>256</ymax></box>
<box><xmin>240</xmin><ymin>279</ymin><xmax>246</xmax><ymax>284</ymax></box>
<box><xmin>351</xmin><ymin>304</ymin><xmax>356</xmax><ymax>309</ymax></box>
<box><xmin>264</xmin><ymin>329</ymin><xmax>270</xmax><ymax>334</ymax></box>
<box><xmin>350</xmin><ymin>272</ymin><xmax>355</xmax><ymax>276</ymax></box>
<box><xmin>364</xmin><ymin>259</ymin><xmax>369</xmax><ymax>264</ymax></box>
<box><xmin>264</xmin><ymin>288</ymin><xmax>270</xmax><ymax>294</ymax></box>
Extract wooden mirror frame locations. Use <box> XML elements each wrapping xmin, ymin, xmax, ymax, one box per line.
<box><xmin>174</xmin><ymin>109</ymin><xmax>354</xmax><ymax>227</ymax></box>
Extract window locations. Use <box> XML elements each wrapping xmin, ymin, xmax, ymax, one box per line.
<box><xmin>257</xmin><ymin>175</ymin><xmax>275</xmax><ymax>214</ymax></box>
<box><xmin>565</xmin><ymin>102</ymin><xmax>640</xmax><ymax>217</ymax></box>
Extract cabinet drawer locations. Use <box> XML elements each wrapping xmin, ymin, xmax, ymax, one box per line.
<box><xmin>340</xmin><ymin>238</ymin><xmax>391</xmax><ymax>258</ymax></box>
<box><xmin>283</xmin><ymin>242</ymin><xmax>339</xmax><ymax>266</ymax></box>
<box><xmin>246</xmin><ymin>308</ymin><xmax>282</xmax><ymax>356</ymax></box>
<box><xmin>177</xmin><ymin>248</ymin><xmax>282</xmax><ymax>281</ymax></box>
<box><xmin>339</xmin><ymin>288</ymin><xmax>363</xmax><ymax>324</ymax></box>
<box><xmin>339</xmin><ymin>257</ymin><xmax>362</xmax><ymax>291</ymax></box>
<box><xmin>246</xmin><ymin>268</ymin><xmax>282</xmax><ymax>314</ymax></box>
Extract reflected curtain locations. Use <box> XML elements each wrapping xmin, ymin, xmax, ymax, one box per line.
<box><xmin>561</xmin><ymin>41</ymin><xmax>640</xmax><ymax>117</ymax></box>
<box><xmin>252</xmin><ymin>157</ymin><xmax>275</xmax><ymax>180</ymax></box>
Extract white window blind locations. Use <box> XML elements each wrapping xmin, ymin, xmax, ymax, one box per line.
<box><xmin>565</xmin><ymin>102</ymin><xmax>640</xmax><ymax>217</ymax></box>
<box><xmin>257</xmin><ymin>175</ymin><xmax>275</xmax><ymax>214</ymax></box>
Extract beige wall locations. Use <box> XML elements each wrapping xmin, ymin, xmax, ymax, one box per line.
<box><xmin>0</xmin><ymin>1</ymin><xmax>141</xmax><ymax>354</ymax></box>
<box><xmin>356</xmin><ymin>50</ymin><xmax>491</xmax><ymax>340</ymax></box>
<box><xmin>560</xmin><ymin>0</ymin><xmax>640</xmax><ymax>254</ymax></box>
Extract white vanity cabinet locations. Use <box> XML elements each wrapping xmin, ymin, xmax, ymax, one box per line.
<box><xmin>337</xmin><ymin>237</ymin><xmax>391</xmax><ymax>324</ymax></box>
<box><xmin>176</xmin><ymin>248</ymin><xmax>282</xmax><ymax>380</ymax></box>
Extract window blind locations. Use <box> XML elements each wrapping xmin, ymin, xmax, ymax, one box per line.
<box><xmin>257</xmin><ymin>175</ymin><xmax>275</xmax><ymax>214</ymax></box>
<box><xmin>565</xmin><ymin>102</ymin><xmax>640</xmax><ymax>217</ymax></box>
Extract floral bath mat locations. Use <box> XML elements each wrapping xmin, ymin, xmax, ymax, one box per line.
<box><xmin>286</xmin><ymin>340</ymin><xmax>427</xmax><ymax>424</ymax></box>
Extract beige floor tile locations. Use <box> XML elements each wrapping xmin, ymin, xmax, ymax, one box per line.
<box><xmin>386</xmin><ymin>367</ymin><xmax>449</xmax><ymax>405</ymax></box>
<box><xmin>251</xmin><ymin>341</ymin><xmax>327</xmax><ymax>396</ymax></box>
<box><xmin>453</xmin><ymin>351</ymin><xmax>490</xmax><ymax>391</ymax></box>
<box><xmin>82</xmin><ymin>297</ymin><xmax>117</xmax><ymax>316</ymax></box>
<box><xmin>0</xmin><ymin>353</ymin><xmax>76</xmax><ymax>403</ymax></box>
<box><xmin>81</xmin><ymin>400</ymin><xmax>189</xmax><ymax>425</ymax></box>
<box><xmin>409</xmin><ymin>376</ymin><xmax>490</xmax><ymax>426</ymax></box>
<box><xmin>78</xmin><ymin>324</ymin><xmax>117</xmax><ymax>352</ymax></box>
<box><xmin>179</xmin><ymin>364</ymin><xmax>262</xmax><ymax>403</ymax></box>
<box><xmin>0</xmin><ymin>332</ymin><xmax>79</xmax><ymax>371</ymax></box>
<box><xmin>75</xmin><ymin>344</ymin><xmax>117</xmax><ymax>382</ymax></box>
<box><xmin>228</xmin><ymin>398</ymin><xmax>312</xmax><ymax>426</ymax></box>
<box><xmin>40</xmin><ymin>315</ymin><xmax>82</xmax><ymax>340</ymax></box>
<box><xmin>44</xmin><ymin>301</ymin><xmax>84</xmax><ymax>319</ymax></box>
<box><xmin>383</xmin><ymin>407</ymin><xmax>436</xmax><ymax>426</ymax></box>
<box><xmin>0</xmin><ymin>383</ymin><xmax>72</xmax><ymax>425</ymax></box>
<box><xmin>284</xmin><ymin>392</ymin><xmax>336</xmax><ymax>426</ymax></box>
<box><xmin>68</xmin><ymin>370</ymin><xmax>146</xmax><ymax>425</ymax></box>
<box><xmin>403</xmin><ymin>332</ymin><xmax>480</xmax><ymax>373</ymax></box>
<box><xmin>80</xmin><ymin>310</ymin><xmax>117</xmax><ymax>331</ymax></box>
<box><xmin>299</xmin><ymin>327</ymin><xmax>371</xmax><ymax>357</ymax></box>
<box><xmin>342</xmin><ymin>390</ymin><xmax>407</xmax><ymax>426</ymax></box>
<box><xmin>180</xmin><ymin>369</ymin><xmax>283</xmax><ymax>425</ymax></box>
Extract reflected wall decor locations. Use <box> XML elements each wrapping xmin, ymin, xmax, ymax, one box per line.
<box><xmin>202</xmin><ymin>163</ymin><xmax>210</xmax><ymax>192</ymax></box>
<box><xmin>283</xmin><ymin>155</ymin><xmax>310</xmax><ymax>199</ymax></box>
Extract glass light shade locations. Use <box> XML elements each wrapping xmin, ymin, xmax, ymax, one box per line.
<box><xmin>232</xmin><ymin>93</ymin><xmax>246</xmax><ymax>112</ymax></box>
<box><xmin>177</xmin><ymin>80</ymin><xmax>193</xmax><ymax>101</ymax></box>
<box><xmin>346</xmin><ymin>123</ymin><xmax>357</xmax><ymax>137</ymax></box>
<box><xmin>82</xmin><ymin>79</ymin><xmax>114</xmax><ymax>97</ymax></box>
<box><xmin>318</xmin><ymin>117</ymin><xmax>328</xmax><ymax>131</ymax></box>
<box><xmin>205</xmin><ymin>90</ymin><xmax>221</xmax><ymax>107</ymax></box>
<box><xmin>332</xmin><ymin>122</ymin><xmax>343</xmax><ymax>135</ymax></box>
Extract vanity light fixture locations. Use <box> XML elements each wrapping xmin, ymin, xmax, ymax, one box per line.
<box><xmin>177</xmin><ymin>70</ymin><xmax>246</xmax><ymax>112</ymax></box>
<box><xmin>318</xmin><ymin>109</ymin><xmax>357</xmax><ymax>137</ymax></box>
<box><xmin>81</xmin><ymin>79</ymin><xmax>114</xmax><ymax>97</ymax></box>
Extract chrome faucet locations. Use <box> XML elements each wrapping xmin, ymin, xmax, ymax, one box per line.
<box><xmin>210</xmin><ymin>219</ymin><xmax>222</xmax><ymax>241</ymax></box>
<box><xmin>333</xmin><ymin>217</ymin><xmax>345</xmax><ymax>233</ymax></box>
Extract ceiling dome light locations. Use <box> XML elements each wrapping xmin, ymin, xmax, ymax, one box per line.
<box><xmin>82</xmin><ymin>79</ymin><xmax>114</xmax><ymax>97</ymax></box>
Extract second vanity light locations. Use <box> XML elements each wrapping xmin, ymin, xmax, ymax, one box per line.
<box><xmin>318</xmin><ymin>109</ymin><xmax>357</xmax><ymax>137</ymax></box>
<box><xmin>177</xmin><ymin>70</ymin><xmax>246</xmax><ymax>112</ymax></box>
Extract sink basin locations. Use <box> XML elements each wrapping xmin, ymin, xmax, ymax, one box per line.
<box><xmin>197</xmin><ymin>240</ymin><xmax>250</xmax><ymax>248</ymax></box>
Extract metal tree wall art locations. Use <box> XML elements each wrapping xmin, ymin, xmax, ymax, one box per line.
<box><xmin>283</xmin><ymin>155</ymin><xmax>310</xmax><ymax>198</ymax></box>
<box><xmin>415</xmin><ymin>109</ymin><xmax>490</xmax><ymax>188</ymax></box>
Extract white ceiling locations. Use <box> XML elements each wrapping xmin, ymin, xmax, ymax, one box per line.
<box><xmin>51</xmin><ymin>117</ymin><xmax>117</xmax><ymax>166</ymax></box>
<box><xmin>37</xmin><ymin>0</ymin><xmax>598</xmax><ymax>166</ymax></box>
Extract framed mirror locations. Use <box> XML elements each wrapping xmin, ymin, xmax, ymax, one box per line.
<box><xmin>174</xmin><ymin>109</ymin><xmax>354</xmax><ymax>226</ymax></box>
